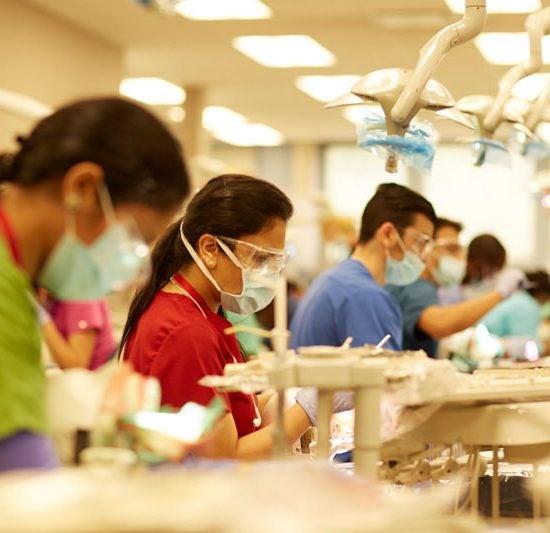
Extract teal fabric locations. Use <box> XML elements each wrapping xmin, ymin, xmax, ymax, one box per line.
<box><xmin>479</xmin><ymin>291</ymin><xmax>541</xmax><ymax>345</ymax></box>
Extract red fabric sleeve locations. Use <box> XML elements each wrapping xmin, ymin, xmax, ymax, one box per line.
<box><xmin>51</xmin><ymin>301</ymin><xmax>105</xmax><ymax>334</ymax></box>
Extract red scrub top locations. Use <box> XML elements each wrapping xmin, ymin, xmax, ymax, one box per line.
<box><xmin>124</xmin><ymin>274</ymin><xmax>258</xmax><ymax>438</ymax></box>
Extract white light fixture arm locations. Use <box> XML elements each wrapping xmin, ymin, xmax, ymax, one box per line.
<box><xmin>391</xmin><ymin>0</ymin><xmax>487</xmax><ymax>125</ymax></box>
<box><xmin>484</xmin><ymin>7</ymin><xmax>550</xmax><ymax>133</ymax></box>
<box><xmin>526</xmin><ymin>76</ymin><xmax>550</xmax><ymax>132</ymax></box>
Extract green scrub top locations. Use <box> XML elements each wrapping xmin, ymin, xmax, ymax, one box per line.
<box><xmin>0</xmin><ymin>240</ymin><xmax>46</xmax><ymax>438</ymax></box>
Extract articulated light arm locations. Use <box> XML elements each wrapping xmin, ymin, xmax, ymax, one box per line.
<box><xmin>526</xmin><ymin>77</ymin><xmax>550</xmax><ymax>132</ymax></box>
<box><xmin>484</xmin><ymin>7</ymin><xmax>550</xmax><ymax>134</ymax></box>
<box><xmin>391</xmin><ymin>0</ymin><xmax>487</xmax><ymax>126</ymax></box>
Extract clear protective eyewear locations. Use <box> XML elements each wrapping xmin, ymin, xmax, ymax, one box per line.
<box><xmin>397</xmin><ymin>226</ymin><xmax>433</xmax><ymax>258</ymax></box>
<box><xmin>424</xmin><ymin>237</ymin><xmax>464</xmax><ymax>258</ymax></box>
<box><xmin>216</xmin><ymin>236</ymin><xmax>290</xmax><ymax>273</ymax></box>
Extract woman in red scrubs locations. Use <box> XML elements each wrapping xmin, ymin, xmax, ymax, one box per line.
<box><xmin>122</xmin><ymin>174</ymin><xmax>334</xmax><ymax>459</ymax></box>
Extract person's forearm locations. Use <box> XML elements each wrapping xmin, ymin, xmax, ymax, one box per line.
<box><xmin>41</xmin><ymin>322</ymin><xmax>94</xmax><ymax>369</ymax></box>
<box><xmin>234</xmin><ymin>403</ymin><xmax>311</xmax><ymax>460</ymax></box>
<box><xmin>418</xmin><ymin>291</ymin><xmax>502</xmax><ymax>339</ymax></box>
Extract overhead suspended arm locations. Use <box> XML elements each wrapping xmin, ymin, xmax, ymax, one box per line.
<box><xmin>391</xmin><ymin>0</ymin><xmax>487</xmax><ymax>126</ymax></box>
<box><xmin>483</xmin><ymin>7</ymin><xmax>550</xmax><ymax>134</ymax></box>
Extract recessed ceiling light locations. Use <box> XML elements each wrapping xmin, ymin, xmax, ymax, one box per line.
<box><xmin>444</xmin><ymin>0</ymin><xmax>541</xmax><ymax>14</ymax></box>
<box><xmin>119</xmin><ymin>77</ymin><xmax>186</xmax><ymax>105</ymax></box>
<box><xmin>174</xmin><ymin>0</ymin><xmax>271</xmax><ymax>20</ymax></box>
<box><xmin>0</xmin><ymin>89</ymin><xmax>52</xmax><ymax>119</ymax></box>
<box><xmin>474</xmin><ymin>33</ymin><xmax>550</xmax><ymax>65</ymax></box>
<box><xmin>295</xmin><ymin>76</ymin><xmax>362</xmax><ymax>103</ymax></box>
<box><xmin>214</xmin><ymin>123</ymin><xmax>283</xmax><ymax>146</ymax></box>
<box><xmin>202</xmin><ymin>106</ymin><xmax>246</xmax><ymax>131</ymax></box>
<box><xmin>167</xmin><ymin>106</ymin><xmax>186</xmax><ymax>122</ymax></box>
<box><xmin>342</xmin><ymin>106</ymin><xmax>380</xmax><ymax>125</ymax></box>
<box><xmin>233</xmin><ymin>35</ymin><xmax>335</xmax><ymax>68</ymax></box>
<box><xmin>512</xmin><ymin>73</ymin><xmax>550</xmax><ymax>101</ymax></box>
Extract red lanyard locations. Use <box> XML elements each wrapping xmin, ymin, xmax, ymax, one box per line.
<box><xmin>0</xmin><ymin>208</ymin><xmax>22</xmax><ymax>266</ymax></box>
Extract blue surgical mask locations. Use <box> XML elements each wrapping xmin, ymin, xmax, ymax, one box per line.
<box><xmin>38</xmin><ymin>186</ymin><xmax>149</xmax><ymax>300</ymax></box>
<box><xmin>180</xmin><ymin>225</ymin><xmax>278</xmax><ymax>316</ymax></box>
<box><xmin>431</xmin><ymin>255</ymin><xmax>466</xmax><ymax>288</ymax></box>
<box><xmin>384</xmin><ymin>232</ymin><xmax>425</xmax><ymax>286</ymax></box>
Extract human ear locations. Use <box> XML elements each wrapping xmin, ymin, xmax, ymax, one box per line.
<box><xmin>197</xmin><ymin>234</ymin><xmax>219</xmax><ymax>267</ymax></box>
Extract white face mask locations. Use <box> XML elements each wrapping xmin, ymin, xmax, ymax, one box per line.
<box><xmin>384</xmin><ymin>232</ymin><xmax>425</xmax><ymax>286</ymax></box>
<box><xmin>431</xmin><ymin>255</ymin><xmax>466</xmax><ymax>288</ymax></box>
<box><xmin>179</xmin><ymin>224</ymin><xmax>279</xmax><ymax>316</ymax></box>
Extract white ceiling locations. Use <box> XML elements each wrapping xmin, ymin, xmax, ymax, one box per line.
<box><xmin>25</xmin><ymin>0</ymin><xmax>550</xmax><ymax>144</ymax></box>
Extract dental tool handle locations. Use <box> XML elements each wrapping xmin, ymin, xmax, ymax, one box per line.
<box><xmin>376</xmin><ymin>334</ymin><xmax>391</xmax><ymax>349</ymax></box>
<box><xmin>316</xmin><ymin>390</ymin><xmax>333</xmax><ymax>458</ymax></box>
<box><xmin>391</xmin><ymin>0</ymin><xmax>486</xmax><ymax>125</ymax></box>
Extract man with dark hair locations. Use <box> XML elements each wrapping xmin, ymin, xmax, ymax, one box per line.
<box><xmin>290</xmin><ymin>183</ymin><xmax>436</xmax><ymax>351</ymax></box>
<box><xmin>388</xmin><ymin>227</ymin><xmax>526</xmax><ymax>357</ymax></box>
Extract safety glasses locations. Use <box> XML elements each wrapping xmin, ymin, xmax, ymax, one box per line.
<box><xmin>398</xmin><ymin>226</ymin><xmax>433</xmax><ymax>258</ymax></box>
<box><xmin>216</xmin><ymin>236</ymin><xmax>290</xmax><ymax>272</ymax></box>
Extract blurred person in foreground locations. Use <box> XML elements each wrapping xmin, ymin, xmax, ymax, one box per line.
<box><xmin>0</xmin><ymin>96</ymin><xmax>190</xmax><ymax>471</ymax></box>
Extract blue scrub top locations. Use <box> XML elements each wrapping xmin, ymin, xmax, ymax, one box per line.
<box><xmin>386</xmin><ymin>278</ymin><xmax>439</xmax><ymax>357</ymax></box>
<box><xmin>289</xmin><ymin>258</ymin><xmax>402</xmax><ymax>350</ymax></box>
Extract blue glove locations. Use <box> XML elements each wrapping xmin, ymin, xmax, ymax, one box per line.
<box><xmin>494</xmin><ymin>268</ymin><xmax>527</xmax><ymax>299</ymax></box>
<box><xmin>295</xmin><ymin>388</ymin><xmax>354</xmax><ymax>426</ymax></box>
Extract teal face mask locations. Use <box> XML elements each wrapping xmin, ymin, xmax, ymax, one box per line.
<box><xmin>38</xmin><ymin>186</ymin><xmax>150</xmax><ymax>301</ymax></box>
<box><xmin>431</xmin><ymin>255</ymin><xmax>466</xmax><ymax>288</ymax></box>
<box><xmin>384</xmin><ymin>232</ymin><xmax>425</xmax><ymax>286</ymax></box>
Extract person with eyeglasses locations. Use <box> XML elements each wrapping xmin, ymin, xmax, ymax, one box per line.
<box><xmin>386</xmin><ymin>221</ymin><xmax>525</xmax><ymax>357</ymax></box>
<box><xmin>289</xmin><ymin>183</ymin><xmax>436</xmax><ymax>353</ymax></box>
<box><xmin>0</xmin><ymin>97</ymin><xmax>191</xmax><ymax>471</ymax></box>
<box><xmin>121</xmin><ymin>174</ymin><xmax>353</xmax><ymax>459</ymax></box>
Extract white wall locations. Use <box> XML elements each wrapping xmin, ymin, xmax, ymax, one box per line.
<box><xmin>0</xmin><ymin>0</ymin><xmax>122</xmax><ymax>149</ymax></box>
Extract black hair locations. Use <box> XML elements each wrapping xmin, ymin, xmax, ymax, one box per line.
<box><xmin>434</xmin><ymin>217</ymin><xmax>463</xmax><ymax>235</ymax></box>
<box><xmin>464</xmin><ymin>234</ymin><xmax>506</xmax><ymax>283</ymax></box>
<box><xmin>357</xmin><ymin>182</ymin><xmax>436</xmax><ymax>243</ymax></box>
<box><xmin>0</xmin><ymin>96</ymin><xmax>190</xmax><ymax>207</ymax></box>
<box><xmin>526</xmin><ymin>270</ymin><xmax>550</xmax><ymax>298</ymax></box>
<box><xmin>120</xmin><ymin>173</ymin><xmax>293</xmax><ymax>350</ymax></box>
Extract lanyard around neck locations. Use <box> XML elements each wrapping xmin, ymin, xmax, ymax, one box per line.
<box><xmin>0</xmin><ymin>208</ymin><xmax>22</xmax><ymax>266</ymax></box>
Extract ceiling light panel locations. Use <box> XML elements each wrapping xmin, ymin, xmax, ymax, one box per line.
<box><xmin>214</xmin><ymin>123</ymin><xmax>283</xmax><ymax>146</ymax></box>
<box><xmin>444</xmin><ymin>0</ymin><xmax>541</xmax><ymax>14</ymax></box>
<box><xmin>474</xmin><ymin>33</ymin><xmax>550</xmax><ymax>65</ymax></box>
<box><xmin>174</xmin><ymin>0</ymin><xmax>271</xmax><ymax>20</ymax></box>
<box><xmin>119</xmin><ymin>77</ymin><xmax>186</xmax><ymax>105</ymax></box>
<box><xmin>296</xmin><ymin>76</ymin><xmax>362</xmax><ymax>103</ymax></box>
<box><xmin>512</xmin><ymin>73</ymin><xmax>550</xmax><ymax>101</ymax></box>
<box><xmin>202</xmin><ymin>106</ymin><xmax>246</xmax><ymax>131</ymax></box>
<box><xmin>233</xmin><ymin>35</ymin><xmax>335</xmax><ymax>68</ymax></box>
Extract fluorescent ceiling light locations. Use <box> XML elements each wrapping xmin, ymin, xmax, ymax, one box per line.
<box><xmin>475</xmin><ymin>33</ymin><xmax>550</xmax><ymax>65</ymax></box>
<box><xmin>167</xmin><ymin>106</ymin><xmax>185</xmax><ymax>123</ymax></box>
<box><xmin>214</xmin><ymin>123</ymin><xmax>283</xmax><ymax>146</ymax></box>
<box><xmin>296</xmin><ymin>76</ymin><xmax>361</xmax><ymax>103</ymax></box>
<box><xmin>202</xmin><ymin>106</ymin><xmax>245</xmax><ymax>131</ymax></box>
<box><xmin>0</xmin><ymin>89</ymin><xmax>52</xmax><ymax>119</ymax></box>
<box><xmin>119</xmin><ymin>77</ymin><xmax>185</xmax><ymax>105</ymax></box>
<box><xmin>342</xmin><ymin>106</ymin><xmax>380</xmax><ymax>125</ymax></box>
<box><xmin>444</xmin><ymin>0</ymin><xmax>541</xmax><ymax>14</ymax></box>
<box><xmin>512</xmin><ymin>73</ymin><xmax>550</xmax><ymax>101</ymax></box>
<box><xmin>202</xmin><ymin>105</ymin><xmax>283</xmax><ymax>146</ymax></box>
<box><xmin>233</xmin><ymin>35</ymin><xmax>335</xmax><ymax>68</ymax></box>
<box><xmin>174</xmin><ymin>0</ymin><xmax>271</xmax><ymax>20</ymax></box>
